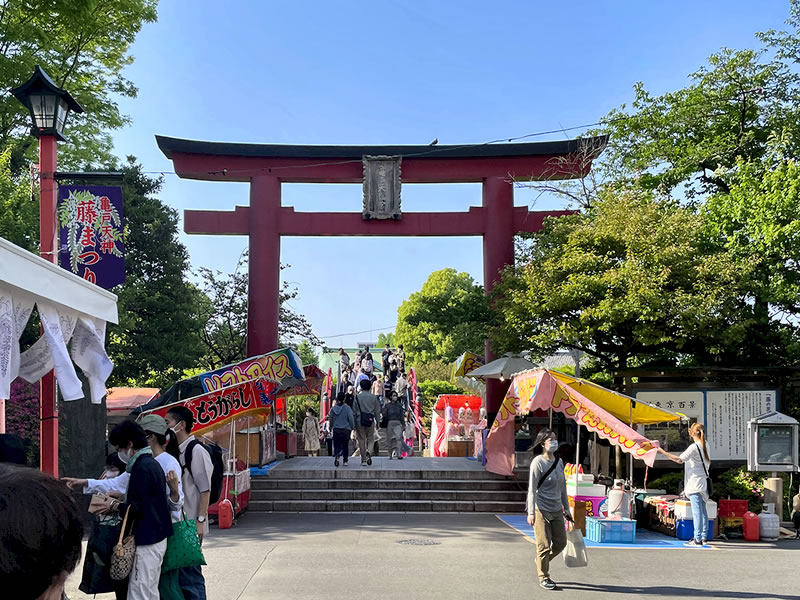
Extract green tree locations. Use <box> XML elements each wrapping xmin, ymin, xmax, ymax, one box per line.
<box><xmin>493</xmin><ymin>189</ymin><xmax>745</xmax><ymax>370</ymax></box>
<box><xmin>596</xmin><ymin>2</ymin><xmax>800</xmax><ymax>200</ymax></box>
<box><xmin>107</xmin><ymin>159</ymin><xmax>207</xmax><ymax>389</ymax></box>
<box><xmin>195</xmin><ymin>252</ymin><xmax>321</xmax><ymax>370</ymax></box>
<box><xmin>703</xmin><ymin>148</ymin><xmax>800</xmax><ymax>364</ymax></box>
<box><xmin>413</xmin><ymin>359</ymin><xmax>453</xmax><ymax>383</ymax></box>
<box><xmin>0</xmin><ymin>148</ymin><xmax>36</xmax><ymax>250</ymax></box>
<box><xmin>295</xmin><ymin>340</ymin><xmax>318</xmax><ymax>366</ymax></box>
<box><xmin>0</xmin><ymin>0</ymin><xmax>159</xmax><ymax>171</ymax></box>
<box><xmin>376</xmin><ymin>332</ymin><xmax>395</xmax><ymax>348</ymax></box>
<box><xmin>395</xmin><ymin>268</ymin><xmax>491</xmax><ymax>364</ymax></box>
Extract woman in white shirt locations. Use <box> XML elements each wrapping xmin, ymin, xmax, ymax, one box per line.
<box><xmin>658</xmin><ymin>422</ymin><xmax>711</xmax><ymax>546</ymax></box>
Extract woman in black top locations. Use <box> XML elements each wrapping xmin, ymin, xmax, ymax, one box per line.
<box><xmin>106</xmin><ymin>421</ymin><xmax>172</xmax><ymax>600</ymax></box>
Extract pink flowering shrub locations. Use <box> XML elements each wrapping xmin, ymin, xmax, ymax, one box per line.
<box><xmin>6</xmin><ymin>378</ymin><xmax>39</xmax><ymax>465</ymax></box>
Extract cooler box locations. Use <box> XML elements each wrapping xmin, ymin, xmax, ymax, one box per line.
<box><xmin>675</xmin><ymin>519</ymin><xmax>715</xmax><ymax>541</ymax></box>
<box><xmin>586</xmin><ymin>517</ymin><xmax>637</xmax><ymax>544</ymax></box>
<box><xmin>674</xmin><ymin>499</ymin><xmax>692</xmax><ymax>520</ymax></box>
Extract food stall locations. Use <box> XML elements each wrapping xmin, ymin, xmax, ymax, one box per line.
<box><xmin>430</xmin><ymin>394</ymin><xmax>481</xmax><ymax>457</ymax></box>
<box><xmin>485</xmin><ymin>369</ymin><xmax>682</xmax><ymax>543</ymax></box>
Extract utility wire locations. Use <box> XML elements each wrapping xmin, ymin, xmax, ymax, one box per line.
<box><xmin>318</xmin><ymin>325</ymin><xmax>395</xmax><ymax>338</ymax></box>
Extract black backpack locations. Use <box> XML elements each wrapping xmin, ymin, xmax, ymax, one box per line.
<box><xmin>184</xmin><ymin>439</ymin><xmax>225</xmax><ymax>505</ymax></box>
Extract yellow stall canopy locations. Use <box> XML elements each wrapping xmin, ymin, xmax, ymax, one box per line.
<box><xmin>550</xmin><ymin>371</ymin><xmax>682</xmax><ymax>425</ymax></box>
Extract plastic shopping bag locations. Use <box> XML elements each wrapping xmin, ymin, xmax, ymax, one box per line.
<box><xmin>563</xmin><ymin>525</ymin><xmax>588</xmax><ymax>568</ymax></box>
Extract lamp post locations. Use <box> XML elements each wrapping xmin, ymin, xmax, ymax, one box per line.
<box><xmin>11</xmin><ymin>66</ymin><xmax>84</xmax><ymax>476</ymax></box>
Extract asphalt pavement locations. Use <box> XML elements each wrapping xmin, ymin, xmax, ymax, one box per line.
<box><xmin>66</xmin><ymin>512</ymin><xmax>799</xmax><ymax>600</ymax></box>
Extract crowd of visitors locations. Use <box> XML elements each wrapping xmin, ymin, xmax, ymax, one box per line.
<box><xmin>324</xmin><ymin>345</ymin><xmax>416</xmax><ymax>466</ymax></box>
<box><xmin>57</xmin><ymin>409</ymin><xmax>214</xmax><ymax>600</ymax></box>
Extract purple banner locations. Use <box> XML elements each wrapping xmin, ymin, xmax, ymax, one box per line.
<box><xmin>58</xmin><ymin>185</ymin><xmax>125</xmax><ymax>290</ymax></box>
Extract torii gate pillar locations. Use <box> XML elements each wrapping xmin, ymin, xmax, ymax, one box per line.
<box><xmin>248</xmin><ymin>176</ymin><xmax>281</xmax><ymax>356</ymax></box>
<box><xmin>483</xmin><ymin>175</ymin><xmax>515</xmax><ymax>413</ymax></box>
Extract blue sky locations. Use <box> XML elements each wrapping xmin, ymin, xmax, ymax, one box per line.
<box><xmin>111</xmin><ymin>1</ymin><xmax>790</xmax><ymax>350</ymax></box>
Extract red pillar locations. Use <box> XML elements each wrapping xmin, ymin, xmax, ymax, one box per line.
<box><xmin>39</xmin><ymin>134</ymin><xmax>59</xmax><ymax>476</ymax></box>
<box><xmin>247</xmin><ymin>176</ymin><xmax>281</xmax><ymax>356</ymax></box>
<box><xmin>482</xmin><ymin>175</ymin><xmax>514</xmax><ymax>425</ymax></box>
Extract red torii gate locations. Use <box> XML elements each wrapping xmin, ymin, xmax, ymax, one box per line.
<box><xmin>156</xmin><ymin>135</ymin><xmax>606</xmax><ymax>421</ymax></box>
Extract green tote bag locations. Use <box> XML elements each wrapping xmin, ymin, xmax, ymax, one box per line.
<box><xmin>161</xmin><ymin>511</ymin><xmax>207</xmax><ymax>573</ymax></box>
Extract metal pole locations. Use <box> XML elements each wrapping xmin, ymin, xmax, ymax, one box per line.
<box><xmin>39</xmin><ymin>133</ymin><xmax>59</xmax><ymax>477</ymax></box>
<box><xmin>629</xmin><ymin>401</ymin><xmax>634</xmax><ymax>486</ymax></box>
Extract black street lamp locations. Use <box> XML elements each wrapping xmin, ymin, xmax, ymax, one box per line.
<box><xmin>11</xmin><ymin>65</ymin><xmax>84</xmax><ymax>141</ymax></box>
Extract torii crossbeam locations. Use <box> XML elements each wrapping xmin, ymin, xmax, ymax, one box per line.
<box><xmin>156</xmin><ymin>135</ymin><xmax>607</xmax><ymax>422</ymax></box>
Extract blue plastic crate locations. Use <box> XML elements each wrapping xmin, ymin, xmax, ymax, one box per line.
<box><xmin>586</xmin><ymin>516</ymin><xmax>637</xmax><ymax>543</ymax></box>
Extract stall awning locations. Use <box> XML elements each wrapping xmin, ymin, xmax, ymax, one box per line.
<box><xmin>549</xmin><ymin>370</ymin><xmax>682</xmax><ymax>425</ymax></box>
<box><xmin>107</xmin><ymin>387</ymin><xmax>160</xmax><ymax>413</ymax></box>
<box><xmin>0</xmin><ymin>237</ymin><xmax>118</xmax><ymax>402</ymax></box>
<box><xmin>485</xmin><ymin>369</ymin><xmax>674</xmax><ymax>476</ymax></box>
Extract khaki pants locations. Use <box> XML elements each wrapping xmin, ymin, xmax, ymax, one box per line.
<box><xmin>533</xmin><ymin>510</ymin><xmax>566</xmax><ymax>581</ymax></box>
<box><xmin>355</xmin><ymin>424</ymin><xmax>375</xmax><ymax>463</ymax></box>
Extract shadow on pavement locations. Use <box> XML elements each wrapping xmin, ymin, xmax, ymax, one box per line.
<box><xmin>559</xmin><ymin>582</ymin><xmax>794</xmax><ymax>599</ymax></box>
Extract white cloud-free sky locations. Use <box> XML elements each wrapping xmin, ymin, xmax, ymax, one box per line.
<box><xmin>109</xmin><ymin>0</ymin><xmax>790</xmax><ymax>348</ymax></box>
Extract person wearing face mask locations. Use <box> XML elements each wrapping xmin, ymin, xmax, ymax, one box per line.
<box><xmin>164</xmin><ymin>406</ymin><xmax>213</xmax><ymax>600</ymax></box>
<box><xmin>68</xmin><ymin>421</ymin><xmax>172</xmax><ymax>600</ymax></box>
<box><xmin>526</xmin><ymin>428</ymin><xmax>573</xmax><ymax>591</ymax></box>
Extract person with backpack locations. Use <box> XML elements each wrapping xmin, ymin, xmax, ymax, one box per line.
<box><xmin>353</xmin><ymin>378</ymin><xmax>382</xmax><ymax>466</ymax></box>
<box><xmin>165</xmin><ymin>406</ymin><xmax>216</xmax><ymax>600</ymax></box>
<box><xmin>526</xmin><ymin>428</ymin><xmax>573</xmax><ymax>591</ymax></box>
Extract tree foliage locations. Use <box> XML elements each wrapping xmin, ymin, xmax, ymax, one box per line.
<box><xmin>0</xmin><ymin>0</ymin><xmax>158</xmax><ymax>171</ymax></box>
<box><xmin>376</xmin><ymin>332</ymin><xmax>395</xmax><ymax>348</ymax></box>
<box><xmin>106</xmin><ymin>159</ymin><xmax>207</xmax><ymax>389</ymax></box>
<box><xmin>493</xmin><ymin>189</ymin><xmax>746</xmax><ymax>370</ymax></box>
<box><xmin>497</xmin><ymin>4</ymin><xmax>800</xmax><ymax>374</ymax></box>
<box><xmin>195</xmin><ymin>252</ymin><xmax>321</xmax><ymax>370</ymax></box>
<box><xmin>395</xmin><ymin>268</ymin><xmax>491</xmax><ymax>364</ymax></box>
<box><xmin>295</xmin><ymin>340</ymin><xmax>318</xmax><ymax>366</ymax></box>
<box><xmin>413</xmin><ymin>359</ymin><xmax>453</xmax><ymax>383</ymax></box>
<box><xmin>0</xmin><ymin>147</ymin><xmax>36</xmax><ymax>250</ymax></box>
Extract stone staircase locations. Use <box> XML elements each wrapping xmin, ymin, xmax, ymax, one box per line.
<box><xmin>249</xmin><ymin>457</ymin><xmax>526</xmax><ymax>513</ymax></box>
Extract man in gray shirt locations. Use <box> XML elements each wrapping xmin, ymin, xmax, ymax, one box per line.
<box><xmin>353</xmin><ymin>378</ymin><xmax>382</xmax><ymax>466</ymax></box>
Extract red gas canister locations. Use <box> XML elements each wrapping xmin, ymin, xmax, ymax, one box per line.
<box><xmin>217</xmin><ymin>498</ymin><xmax>234</xmax><ymax>529</ymax></box>
<box><xmin>743</xmin><ymin>511</ymin><xmax>760</xmax><ymax>542</ymax></box>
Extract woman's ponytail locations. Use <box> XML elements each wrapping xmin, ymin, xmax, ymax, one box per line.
<box><xmin>690</xmin><ymin>422</ymin><xmax>710</xmax><ymax>462</ymax></box>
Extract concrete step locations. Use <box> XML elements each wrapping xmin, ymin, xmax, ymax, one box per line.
<box><xmin>251</xmin><ymin>478</ymin><xmax>522</xmax><ymax>491</ymax></box>
<box><xmin>248</xmin><ymin>499</ymin><xmax>522</xmax><ymax>513</ymax></box>
<box><xmin>250</xmin><ymin>489</ymin><xmax>525</xmax><ymax>502</ymax></box>
<box><xmin>267</xmin><ymin>469</ymin><xmax>508</xmax><ymax>480</ymax></box>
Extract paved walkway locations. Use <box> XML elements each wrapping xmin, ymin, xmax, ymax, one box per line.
<box><xmin>66</xmin><ymin>513</ymin><xmax>799</xmax><ymax>600</ymax></box>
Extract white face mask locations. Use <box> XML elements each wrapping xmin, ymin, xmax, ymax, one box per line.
<box><xmin>169</xmin><ymin>423</ymin><xmax>182</xmax><ymax>436</ymax></box>
<box><xmin>546</xmin><ymin>440</ymin><xmax>559</xmax><ymax>452</ymax></box>
<box><xmin>117</xmin><ymin>449</ymin><xmax>130</xmax><ymax>464</ymax></box>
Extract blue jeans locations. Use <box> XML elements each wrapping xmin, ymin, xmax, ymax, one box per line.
<box><xmin>689</xmin><ymin>493</ymin><xmax>709</xmax><ymax>542</ymax></box>
<box><xmin>178</xmin><ymin>564</ymin><xmax>206</xmax><ymax>600</ymax></box>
